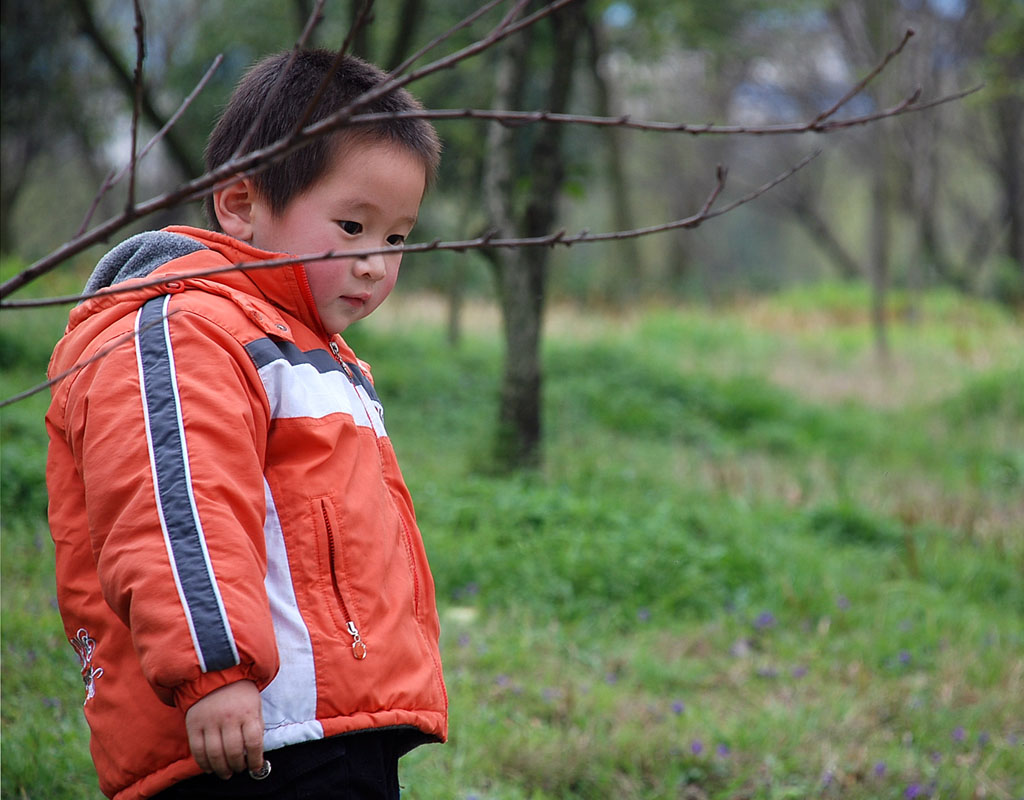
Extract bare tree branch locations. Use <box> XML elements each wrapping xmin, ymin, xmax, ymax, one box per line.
<box><xmin>809</xmin><ymin>28</ymin><xmax>915</xmax><ymax>126</ymax></box>
<box><xmin>0</xmin><ymin>72</ymin><xmax>971</xmax><ymax>304</ymax></box>
<box><xmin>348</xmin><ymin>84</ymin><xmax>977</xmax><ymax>136</ymax></box>
<box><xmin>1</xmin><ymin>152</ymin><xmax>822</xmax><ymax>408</ymax></box>
<box><xmin>2</xmin><ymin>152</ymin><xmax>819</xmax><ymax>312</ymax></box>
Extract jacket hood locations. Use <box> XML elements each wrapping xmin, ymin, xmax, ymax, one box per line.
<box><xmin>76</xmin><ymin>226</ymin><xmax>325</xmax><ymax>337</ymax></box>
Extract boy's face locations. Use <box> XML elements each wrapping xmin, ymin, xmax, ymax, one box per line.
<box><xmin>248</xmin><ymin>140</ymin><xmax>426</xmax><ymax>335</ymax></box>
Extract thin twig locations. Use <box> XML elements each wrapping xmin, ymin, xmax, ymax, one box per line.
<box><xmin>342</xmin><ymin>84</ymin><xmax>976</xmax><ymax>137</ymax></box>
<box><xmin>2</xmin><ymin>153</ymin><xmax>819</xmax><ymax>311</ymax></box>
<box><xmin>810</xmin><ymin>28</ymin><xmax>915</xmax><ymax>126</ymax></box>
<box><xmin>388</xmin><ymin>0</ymin><xmax>506</xmax><ymax>78</ymax></box>
<box><xmin>0</xmin><ymin>310</ymin><xmax>180</xmax><ymax>408</ymax></box>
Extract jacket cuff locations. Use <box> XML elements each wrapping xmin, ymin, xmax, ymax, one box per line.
<box><xmin>172</xmin><ymin>664</ymin><xmax>263</xmax><ymax>714</ymax></box>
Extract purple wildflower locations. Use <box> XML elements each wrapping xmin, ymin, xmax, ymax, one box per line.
<box><xmin>952</xmin><ymin>725</ymin><xmax>965</xmax><ymax>743</ymax></box>
<box><xmin>822</xmin><ymin>770</ymin><xmax>835</xmax><ymax>787</ymax></box>
<box><xmin>637</xmin><ymin>607</ymin><xmax>651</xmax><ymax>622</ymax></box>
<box><xmin>690</xmin><ymin>739</ymin><xmax>704</xmax><ymax>756</ymax></box>
<box><xmin>905</xmin><ymin>783</ymin><xmax>922</xmax><ymax>799</ymax></box>
<box><xmin>874</xmin><ymin>761</ymin><xmax>887</xmax><ymax>777</ymax></box>
<box><xmin>978</xmin><ymin>731</ymin><xmax>990</xmax><ymax>747</ymax></box>
<box><xmin>899</xmin><ymin>650</ymin><xmax>912</xmax><ymax>666</ymax></box>
<box><xmin>792</xmin><ymin>665</ymin><xmax>808</xmax><ymax>679</ymax></box>
<box><xmin>458</xmin><ymin>633</ymin><xmax>471</xmax><ymax>648</ymax></box>
<box><xmin>495</xmin><ymin>674</ymin><xmax>510</xmax><ymax>687</ymax></box>
<box><xmin>837</xmin><ymin>595</ymin><xmax>850</xmax><ymax>611</ymax></box>
<box><xmin>716</xmin><ymin>743</ymin><xmax>731</xmax><ymax>757</ymax></box>
<box><xmin>753</xmin><ymin>611</ymin><xmax>776</xmax><ymax>630</ymax></box>
<box><xmin>671</xmin><ymin>700</ymin><xmax>685</xmax><ymax>715</ymax></box>
<box><xmin>605</xmin><ymin>672</ymin><xmax>619</xmax><ymax>685</ymax></box>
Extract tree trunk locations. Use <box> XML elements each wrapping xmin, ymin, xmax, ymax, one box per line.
<box><xmin>869</xmin><ymin>137</ymin><xmax>891</xmax><ymax>361</ymax></box>
<box><xmin>349</xmin><ymin>0</ymin><xmax>372</xmax><ymax>61</ymax></box>
<box><xmin>386</xmin><ymin>0</ymin><xmax>424</xmax><ymax>71</ymax></box>
<box><xmin>483</xmin><ymin>3</ymin><xmax>584</xmax><ymax>469</ymax></box>
<box><xmin>993</xmin><ymin>93</ymin><xmax>1023</xmax><ymax>274</ymax></box>
<box><xmin>771</xmin><ymin>190</ymin><xmax>863</xmax><ymax>281</ymax></box>
<box><xmin>292</xmin><ymin>0</ymin><xmax>318</xmax><ymax>45</ymax></box>
<box><xmin>0</xmin><ymin>136</ymin><xmax>39</xmax><ymax>256</ymax></box>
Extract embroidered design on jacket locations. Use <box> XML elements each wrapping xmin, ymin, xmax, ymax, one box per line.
<box><xmin>70</xmin><ymin>628</ymin><xmax>104</xmax><ymax>704</ymax></box>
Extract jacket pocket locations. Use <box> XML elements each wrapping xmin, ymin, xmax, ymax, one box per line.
<box><xmin>313</xmin><ymin>497</ymin><xmax>367</xmax><ymax>660</ymax></box>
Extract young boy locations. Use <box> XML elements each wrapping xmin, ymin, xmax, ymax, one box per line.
<box><xmin>45</xmin><ymin>50</ymin><xmax>447</xmax><ymax>800</ymax></box>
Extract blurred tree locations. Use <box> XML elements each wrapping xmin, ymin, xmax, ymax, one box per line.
<box><xmin>758</xmin><ymin>0</ymin><xmax>1021</xmax><ymax>309</ymax></box>
<box><xmin>1</xmin><ymin>0</ymin><xmax>102</xmax><ymax>253</ymax></box>
<box><xmin>967</xmin><ymin>0</ymin><xmax>1023</xmax><ymax>300</ymax></box>
<box><xmin>482</xmin><ymin>1</ymin><xmax>587</xmax><ymax>468</ymax></box>
<box><xmin>69</xmin><ymin>0</ymin><xmax>202</xmax><ymax>181</ymax></box>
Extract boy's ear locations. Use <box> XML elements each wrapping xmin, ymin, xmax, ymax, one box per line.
<box><xmin>214</xmin><ymin>178</ymin><xmax>258</xmax><ymax>241</ymax></box>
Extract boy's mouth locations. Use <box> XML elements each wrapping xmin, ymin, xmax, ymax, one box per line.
<box><xmin>341</xmin><ymin>294</ymin><xmax>370</xmax><ymax>308</ymax></box>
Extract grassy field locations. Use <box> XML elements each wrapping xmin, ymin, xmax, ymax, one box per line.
<box><xmin>2</xmin><ymin>275</ymin><xmax>1021</xmax><ymax>799</ymax></box>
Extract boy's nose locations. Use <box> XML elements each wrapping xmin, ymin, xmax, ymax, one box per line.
<box><xmin>354</xmin><ymin>252</ymin><xmax>387</xmax><ymax>281</ymax></box>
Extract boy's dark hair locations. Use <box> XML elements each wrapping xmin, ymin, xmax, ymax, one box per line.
<box><xmin>204</xmin><ymin>50</ymin><xmax>440</xmax><ymax>230</ymax></box>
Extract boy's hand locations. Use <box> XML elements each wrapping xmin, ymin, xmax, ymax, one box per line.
<box><xmin>185</xmin><ymin>680</ymin><xmax>265</xmax><ymax>780</ymax></box>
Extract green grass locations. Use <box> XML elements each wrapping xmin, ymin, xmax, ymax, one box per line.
<box><xmin>2</xmin><ymin>279</ymin><xmax>1022</xmax><ymax>798</ymax></box>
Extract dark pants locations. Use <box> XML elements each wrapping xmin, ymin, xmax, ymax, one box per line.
<box><xmin>152</xmin><ymin>729</ymin><xmax>428</xmax><ymax>800</ymax></box>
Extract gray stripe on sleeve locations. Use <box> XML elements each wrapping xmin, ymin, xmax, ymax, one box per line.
<box><xmin>136</xmin><ymin>295</ymin><xmax>239</xmax><ymax>673</ymax></box>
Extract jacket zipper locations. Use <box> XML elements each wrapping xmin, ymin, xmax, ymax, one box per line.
<box><xmin>327</xmin><ymin>339</ymin><xmax>443</xmax><ymax>702</ymax></box>
<box><xmin>320</xmin><ymin>500</ymin><xmax>367</xmax><ymax>660</ymax></box>
<box><xmin>329</xmin><ymin>340</ymin><xmax>346</xmax><ymax>369</ymax></box>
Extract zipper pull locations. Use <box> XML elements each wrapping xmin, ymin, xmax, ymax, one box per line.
<box><xmin>329</xmin><ymin>340</ymin><xmax>356</xmax><ymax>380</ymax></box>
<box><xmin>347</xmin><ymin>621</ymin><xmax>367</xmax><ymax>660</ymax></box>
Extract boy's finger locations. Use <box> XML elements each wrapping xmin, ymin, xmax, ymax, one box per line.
<box><xmin>187</xmin><ymin>729</ymin><xmax>210</xmax><ymax>774</ymax></box>
<box><xmin>242</xmin><ymin>718</ymin><xmax>265</xmax><ymax>773</ymax></box>
<box><xmin>204</xmin><ymin>732</ymin><xmax>233</xmax><ymax>780</ymax></box>
<box><xmin>221</xmin><ymin>725</ymin><xmax>248</xmax><ymax>775</ymax></box>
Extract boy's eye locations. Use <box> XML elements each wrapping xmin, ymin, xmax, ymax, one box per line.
<box><xmin>337</xmin><ymin>220</ymin><xmax>362</xmax><ymax>235</ymax></box>
<box><xmin>386</xmin><ymin>234</ymin><xmax>406</xmax><ymax>246</ymax></box>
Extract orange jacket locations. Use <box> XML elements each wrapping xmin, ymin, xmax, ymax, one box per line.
<box><xmin>46</xmin><ymin>227</ymin><xmax>447</xmax><ymax>800</ymax></box>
